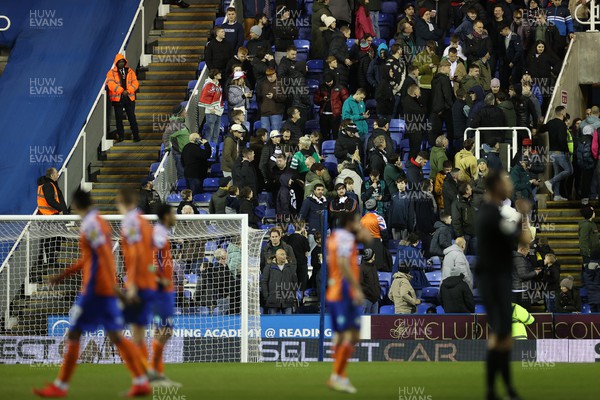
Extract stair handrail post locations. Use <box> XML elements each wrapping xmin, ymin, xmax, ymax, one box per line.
<box><xmin>575</xmin><ymin>0</ymin><xmax>599</xmax><ymax>32</ymax></box>
<box><xmin>0</xmin><ymin>15</ymin><xmax>10</xmax><ymax>31</ymax></box>
<box><xmin>474</xmin><ymin>129</ymin><xmax>481</xmax><ymax>159</ymax></box>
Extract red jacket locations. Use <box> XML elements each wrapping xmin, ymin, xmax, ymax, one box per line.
<box><xmin>313</xmin><ymin>84</ymin><xmax>349</xmax><ymax>118</ymax></box>
<box><xmin>106</xmin><ymin>54</ymin><xmax>138</xmax><ymax>102</ymax></box>
<box><xmin>199</xmin><ymin>78</ymin><xmax>224</xmax><ymax>115</ymax></box>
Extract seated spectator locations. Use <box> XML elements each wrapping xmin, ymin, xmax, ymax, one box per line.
<box><xmin>555</xmin><ymin>276</ymin><xmax>582</xmax><ymax>313</ymax></box>
<box><xmin>138</xmin><ymin>177</ymin><xmax>162</xmax><ymax>215</ymax></box>
<box><xmin>454</xmin><ymin>138</ymin><xmax>477</xmax><ymax>182</ymax></box>
<box><xmin>440</xmin><ymin>274</ymin><xmax>475</xmax><ymax>313</ymax></box>
<box><xmin>209</xmin><ymin>177</ymin><xmax>232</xmax><ymax>214</ymax></box>
<box><xmin>177</xmin><ymin>189</ymin><xmax>199</xmax><ymax>214</ymax></box>
<box><xmin>442</xmin><ymin>237</ymin><xmax>472</xmax><ymax>289</ymax></box>
<box><xmin>360</xmin><ymin>249</ymin><xmax>380</xmax><ymax>315</ymax></box>
<box><xmin>334</xmin><ymin>121</ymin><xmax>363</xmax><ymax>164</ymax></box>
<box><xmin>291</xmin><ymin>136</ymin><xmax>321</xmax><ymax>177</ymax></box>
<box><xmin>511</xmin><ymin>302</ymin><xmax>534</xmax><ymax>340</ymax></box>
<box><xmin>442</xmin><ymin>167</ymin><xmax>460</xmax><ymax>212</ymax></box>
<box><xmin>429</xmin><ymin>135</ymin><xmax>449</xmax><ymax>180</ymax></box>
<box><xmin>406</xmin><ymin>151</ymin><xmax>429</xmax><ymax>190</ymax></box>
<box><xmin>304</xmin><ymin>163</ymin><xmax>332</xmax><ymax>199</ymax></box>
<box><xmin>261</xmin><ymin>226</ymin><xmax>296</xmax><ymax>269</ymax></box>
<box><xmin>225</xmin><ymin>185</ymin><xmax>239</xmax><ymax>214</ymax></box>
<box><xmin>180</xmin><ymin>205</ymin><xmax>194</xmax><ymax>214</ymax></box>
<box><xmin>389</xmin><ymin>271</ymin><xmax>420</xmax><ymax>314</ymax></box>
<box><xmin>388</xmin><ymin>177</ymin><xmax>411</xmax><ymax>240</ymax></box>
<box><xmin>451</xmin><ymin>182</ymin><xmax>476</xmax><ymax>253</ymax></box>
<box><xmin>181</xmin><ymin>133</ymin><xmax>212</xmax><ymax>194</ymax></box>
<box><xmin>260</xmin><ymin>248</ymin><xmax>297</xmax><ymax>314</ymax></box>
<box><xmin>430</xmin><ymin>213</ymin><xmax>454</xmax><ymax>258</ymax></box>
<box><xmin>583</xmin><ymin>250</ymin><xmax>600</xmax><ymax>313</ymax></box>
<box><xmin>238</xmin><ymin>186</ymin><xmax>260</xmax><ymax>228</ymax></box>
<box><xmin>361</xmin><ymin>198</ymin><xmax>392</xmax><ymax>272</ymax></box>
<box><xmin>434</xmin><ymin>160</ymin><xmax>453</xmax><ymax>210</ymax></box>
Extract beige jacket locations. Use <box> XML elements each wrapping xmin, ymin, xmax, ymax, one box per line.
<box><xmin>389</xmin><ymin>272</ymin><xmax>419</xmax><ymax>314</ymax></box>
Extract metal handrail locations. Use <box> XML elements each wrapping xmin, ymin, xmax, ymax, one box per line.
<box><xmin>543</xmin><ymin>37</ymin><xmax>576</xmax><ymax>123</ymax></box>
<box><xmin>464</xmin><ymin>126</ymin><xmax>532</xmax><ymax>161</ymax></box>
<box><xmin>575</xmin><ymin>0</ymin><xmax>599</xmax><ymax>32</ymax></box>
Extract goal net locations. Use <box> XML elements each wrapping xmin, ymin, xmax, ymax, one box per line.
<box><xmin>0</xmin><ymin>214</ymin><xmax>265</xmax><ymax>364</ymax></box>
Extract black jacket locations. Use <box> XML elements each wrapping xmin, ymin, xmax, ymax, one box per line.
<box><xmin>239</xmin><ymin>197</ymin><xmax>260</xmax><ymax>228</ymax></box>
<box><xmin>36</xmin><ymin>176</ymin><xmax>68</xmax><ymax>214</ymax></box>
<box><xmin>451</xmin><ymin>196</ymin><xmax>476</xmax><ymax>237</ymax></box>
<box><xmin>464</xmin><ymin>32</ymin><xmax>493</xmax><ymax>63</ymax></box>
<box><xmin>204</xmin><ymin>38</ymin><xmax>233</xmax><ymax>71</ymax></box>
<box><xmin>328</xmin><ymin>30</ymin><xmax>349</xmax><ymax>64</ymax></box>
<box><xmin>555</xmin><ymin>289</ymin><xmax>582</xmax><ymax>313</ymax></box>
<box><xmin>511</xmin><ymin>251</ymin><xmax>538</xmax><ymax>291</ymax></box>
<box><xmin>360</xmin><ymin>261</ymin><xmax>381</xmax><ymax>303</ymax></box>
<box><xmin>442</xmin><ymin>175</ymin><xmax>459</xmax><ymax>212</ymax></box>
<box><xmin>181</xmin><ymin>142</ymin><xmax>212</xmax><ymax>180</ymax></box>
<box><xmin>430</xmin><ymin>73</ymin><xmax>454</xmax><ymax>114</ymax></box>
<box><xmin>261</xmin><ymin>263</ymin><xmax>298</xmax><ymax>308</ymax></box>
<box><xmin>273</xmin><ymin>19</ymin><xmax>298</xmax><ymax>52</ymax></box>
<box><xmin>177</xmin><ymin>199</ymin><xmax>199</xmax><ymax>214</ymax></box>
<box><xmin>406</xmin><ymin>158</ymin><xmax>424</xmax><ymax>189</ymax></box>
<box><xmin>232</xmin><ymin>159</ymin><xmax>258</xmax><ymax>195</ymax></box>
<box><xmin>402</xmin><ymin>95</ymin><xmax>427</xmax><ymax>134</ymax></box>
<box><xmin>440</xmin><ymin>274</ymin><xmax>475</xmax><ymax>313</ymax></box>
<box><xmin>334</xmin><ymin>133</ymin><xmax>362</xmax><ymax>163</ymax></box>
<box><xmin>546</xmin><ymin>118</ymin><xmax>569</xmax><ymax>153</ymax></box>
<box><xmin>470</xmin><ymin>105</ymin><xmax>507</xmax><ymax>146</ymax></box>
<box><xmin>138</xmin><ymin>188</ymin><xmax>162</xmax><ymax>215</ymax></box>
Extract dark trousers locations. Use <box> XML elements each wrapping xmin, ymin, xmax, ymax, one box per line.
<box><xmin>319</xmin><ymin>113</ymin><xmax>341</xmax><ymax>140</ymax></box>
<box><xmin>429</xmin><ymin>109</ymin><xmax>454</xmax><ymax>145</ymax></box>
<box><xmin>581</xmin><ymin>168</ymin><xmax>594</xmax><ymax>199</ymax></box>
<box><xmin>407</xmin><ymin>131</ymin><xmax>422</xmax><ymax>159</ymax></box>
<box><xmin>186</xmin><ymin>178</ymin><xmax>202</xmax><ymax>195</ymax></box>
<box><xmin>112</xmin><ymin>97</ymin><xmax>139</xmax><ymax>140</ymax></box>
<box><xmin>297</xmin><ymin>263</ymin><xmax>308</xmax><ymax>293</ymax></box>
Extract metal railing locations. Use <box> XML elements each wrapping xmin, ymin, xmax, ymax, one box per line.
<box><xmin>464</xmin><ymin>127</ymin><xmax>532</xmax><ymax>171</ymax></box>
<box><xmin>575</xmin><ymin>0</ymin><xmax>599</xmax><ymax>31</ymax></box>
<box><xmin>543</xmin><ymin>38</ymin><xmax>576</xmax><ymax>123</ymax></box>
<box><xmin>0</xmin><ymin>15</ymin><xmax>10</xmax><ymax>31</ymax></box>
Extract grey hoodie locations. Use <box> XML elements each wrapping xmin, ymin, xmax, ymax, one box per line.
<box><xmin>442</xmin><ymin>244</ymin><xmax>472</xmax><ymax>290</ymax></box>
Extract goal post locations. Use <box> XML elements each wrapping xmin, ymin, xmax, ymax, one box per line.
<box><xmin>0</xmin><ymin>214</ymin><xmax>266</xmax><ymax>364</ymax></box>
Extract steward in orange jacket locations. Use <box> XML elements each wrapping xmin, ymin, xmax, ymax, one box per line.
<box><xmin>106</xmin><ymin>54</ymin><xmax>140</xmax><ymax>142</ymax></box>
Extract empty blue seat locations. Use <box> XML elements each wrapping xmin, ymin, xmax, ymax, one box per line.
<box><xmin>176</xmin><ymin>178</ymin><xmax>187</xmax><ymax>191</ymax></box>
<box><xmin>258</xmin><ymin>192</ymin><xmax>273</xmax><ymax>207</ymax></box>
<box><xmin>322</xmin><ymin>140</ymin><xmax>336</xmax><ymax>156</ymax></box>
<box><xmin>218</xmin><ymin>142</ymin><xmax>224</xmax><ymax>158</ymax></box>
<box><xmin>215</xmin><ymin>17</ymin><xmax>225</xmax><ymax>26</ymax></box>
<box><xmin>381</xmin><ymin>1</ymin><xmax>398</xmax><ymax>14</ymax></box>
<box><xmin>307</xmin><ymin>79</ymin><xmax>320</xmax><ymax>92</ymax></box>
<box><xmin>264</xmin><ymin>208</ymin><xmax>277</xmax><ymax>219</ymax></box>
<box><xmin>346</xmin><ymin>38</ymin><xmax>357</xmax><ymax>48</ymax></box>
<box><xmin>186</xmin><ymin>80</ymin><xmax>197</xmax><ymax>100</ymax></box>
<box><xmin>425</xmin><ymin>271</ymin><xmax>442</xmax><ymax>286</ymax></box>
<box><xmin>378</xmin><ymin>272</ymin><xmax>392</xmax><ymax>287</ymax></box>
<box><xmin>210</xmin><ymin>163</ymin><xmax>223</xmax><ymax>177</ymax></box>
<box><xmin>390</xmin><ymin>118</ymin><xmax>405</xmax><ymax>133</ymax></box>
<box><xmin>203</xmin><ymin>178</ymin><xmax>220</xmax><ymax>192</ymax></box>
<box><xmin>307</xmin><ymin>59</ymin><xmax>324</xmax><ymax>73</ymax></box>
<box><xmin>380</xmin><ymin>26</ymin><xmax>391</xmax><ymax>40</ymax></box>
<box><xmin>305</xmin><ymin>119</ymin><xmax>320</xmax><ymax>133</ymax></box>
<box><xmin>160</xmin><ymin>143</ymin><xmax>166</xmax><ymax>158</ymax></box>
<box><xmin>253</xmin><ymin>120</ymin><xmax>261</xmax><ymax>133</ymax></box>
<box><xmin>421</xmin><ymin>286</ymin><xmax>440</xmax><ymax>302</ymax></box>
<box><xmin>378</xmin><ymin>13</ymin><xmax>394</xmax><ymax>27</ymax></box>
<box><xmin>167</xmin><ymin>193</ymin><xmax>182</xmax><ymax>203</ymax></box>
<box><xmin>294</xmin><ymin>39</ymin><xmax>310</xmax><ymax>53</ymax></box>
<box><xmin>379</xmin><ymin>305</ymin><xmax>395</xmax><ymax>315</ymax></box>
<box><xmin>150</xmin><ymin>162</ymin><xmax>160</xmax><ymax>175</ymax></box>
<box><xmin>435</xmin><ymin>305</ymin><xmax>445</xmax><ymax>314</ymax></box>
<box><xmin>372</xmin><ymin>38</ymin><xmax>387</xmax><ymax>48</ymax></box>
<box><xmin>324</xmin><ymin>154</ymin><xmax>338</xmax><ymax>164</ymax></box>
<box><xmin>207</xmin><ymin>141</ymin><xmax>217</xmax><ymax>162</ymax></box>
<box><xmin>193</xmin><ymin>193</ymin><xmax>212</xmax><ymax>203</ymax></box>
<box><xmin>475</xmin><ymin>304</ymin><xmax>486</xmax><ymax>314</ymax></box>
<box><xmin>198</xmin><ymin>209</ymin><xmax>209</xmax><ymax>214</ymax></box>
<box><xmin>391</xmin><ymin>134</ymin><xmax>401</xmax><ymax>150</ymax></box>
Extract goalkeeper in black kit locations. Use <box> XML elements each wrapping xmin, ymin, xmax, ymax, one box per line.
<box><xmin>475</xmin><ymin>171</ymin><xmax>526</xmax><ymax>400</ymax></box>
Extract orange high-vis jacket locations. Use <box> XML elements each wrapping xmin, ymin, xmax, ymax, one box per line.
<box><xmin>106</xmin><ymin>54</ymin><xmax>139</xmax><ymax>102</ymax></box>
<box><xmin>37</xmin><ymin>182</ymin><xmax>59</xmax><ymax>215</ymax></box>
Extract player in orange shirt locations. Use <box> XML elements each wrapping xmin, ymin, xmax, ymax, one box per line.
<box><xmin>34</xmin><ymin>189</ymin><xmax>150</xmax><ymax>398</ymax></box>
<box><xmin>148</xmin><ymin>204</ymin><xmax>181</xmax><ymax>387</ymax></box>
<box><xmin>325</xmin><ymin>212</ymin><xmax>370</xmax><ymax>394</ymax></box>
<box><xmin>116</xmin><ymin>188</ymin><xmax>157</xmax><ymax>371</ymax></box>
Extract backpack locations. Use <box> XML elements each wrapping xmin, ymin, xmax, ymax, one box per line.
<box><xmin>577</xmin><ymin>135</ymin><xmax>595</xmax><ymax>170</ymax></box>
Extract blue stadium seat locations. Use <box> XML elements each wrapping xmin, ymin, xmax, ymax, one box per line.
<box><xmin>294</xmin><ymin>39</ymin><xmax>310</xmax><ymax>53</ymax></box>
<box><xmin>307</xmin><ymin>79</ymin><xmax>320</xmax><ymax>93</ymax></box>
<box><xmin>258</xmin><ymin>192</ymin><xmax>273</xmax><ymax>207</ymax></box>
<box><xmin>380</xmin><ymin>26</ymin><xmax>391</xmax><ymax>40</ymax></box>
<box><xmin>218</xmin><ymin>142</ymin><xmax>224</xmax><ymax>158</ymax></box>
<box><xmin>304</xmin><ymin>288</ymin><xmax>317</xmax><ymax>297</ymax></box>
<box><xmin>150</xmin><ymin>162</ymin><xmax>160</xmax><ymax>175</ymax></box>
<box><xmin>381</xmin><ymin>1</ymin><xmax>398</xmax><ymax>14</ymax></box>
<box><xmin>264</xmin><ymin>208</ymin><xmax>277</xmax><ymax>219</ymax></box>
<box><xmin>372</xmin><ymin>38</ymin><xmax>387</xmax><ymax>48</ymax></box>
<box><xmin>305</xmin><ymin>2</ymin><xmax>313</xmax><ymax>14</ymax></box>
<box><xmin>346</xmin><ymin>38</ymin><xmax>357</xmax><ymax>48</ymax></box>
<box><xmin>324</xmin><ymin>162</ymin><xmax>338</xmax><ymax>178</ymax></box>
<box><xmin>425</xmin><ymin>271</ymin><xmax>442</xmax><ymax>286</ymax></box>
<box><xmin>582</xmin><ymin>304</ymin><xmax>591</xmax><ymax>314</ymax></box>
<box><xmin>390</xmin><ymin>134</ymin><xmax>401</xmax><ymax>150</ymax></box>
<box><xmin>203</xmin><ymin>178</ymin><xmax>220</xmax><ymax>192</ymax></box>
<box><xmin>390</xmin><ymin>118</ymin><xmax>405</xmax><ymax>133</ymax></box>
<box><xmin>322</xmin><ymin>140</ymin><xmax>336</xmax><ymax>156</ymax></box>
<box><xmin>197</xmin><ymin>61</ymin><xmax>206</xmax><ymax>77</ymax></box>
<box><xmin>429</xmin><ymin>256</ymin><xmax>442</xmax><ymax>270</ymax></box>
<box><xmin>421</xmin><ymin>286</ymin><xmax>440</xmax><ymax>303</ymax></box>
<box><xmin>399</xmin><ymin>138</ymin><xmax>410</xmax><ymax>154</ymax></box>
<box><xmin>215</xmin><ymin>17</ymin><xmax>225</xmax><ymax>26</ymax></box>
<box><xmin>389</xmin><ymin>38</ymin><xmax>395</xmax><ymax>47</ymax></box>
<box><xmin>180</xmin><ymin>101</ymin><xmax>188</xmax><ymax>110</ymax></box>
<box><xmin>167</xmin><ymin>193</ymin><xmax>182</xmax><ymax>203</ymax></box>
<box><xmin>210</xmin><ymin>163</ymin><xmax>223</xmax><ymax>177</ymax></box>
<box><xmin>176</xmin><ymin>178</ymin><xmax>187</xmax><ymax>191</ymax></box>
<box><xmin>435</xmin><ymin>305</ymin><xmax>445</xmax><ymax>314</ymax></box>
<box><xmin>307</xmin><ymin>59</ymin><xmax>324</xmax><ymax>73</ymax></box>
<box><xmin>305</xmin><ymin>119</ymin><xmax>320</xmax><ymax>133</ymax></box>
<box><xmin>253</xmin><ymin>120</ymin><xmax>261</xmax><ymax>133</ymax></box>
<box><xmin>417</xmin><ymin>302</ymin><xmax>435</xmax><ymax>314</ymax></box>
<box><xmin>160</xmin><ymin>143</ymin><xmax>165</xmax><ymax>159</ymax></box>
<box><xmin>473</xmin><ymin>288</ymin><xmax>483</xmax><ymax>303</ymax></box>
<box><xmin>205</xmin><ymin>241</ymin><xmax>218</xmax><ymax>252</ymax></box>
<box><xmin>186</xmin><ymin>80</ymin><xmax>197</xmax><ymax>100</ymax></box>
<box><xmin>378</xmin><ymin>272</ymin><xmax>392</xmax><ymax>287</ymax></box>
<box><xmin>379</xmin><ymin>305</ymin><xmax>395</xmax><ymax>314</ymax></box>
<box><xmin>378</xmin><ymin>13</ymin><xmax>395</xmax><ymax>28</ymax></box>
<box><xmin>365</xmin><ymin>98</ymin><xmax>377</xmax><ymax>111</ymax></box>
<box><xmin>466</xmin><ymin>255</ymin><xmax>477</xmax><ymax>267</ymax></box>
<box><xmin>324</xmin><ymin>154</ymin><xmax>338</xmax><ymax>164</ymax></box>
<box><xmin>475</xmin><ymin>304</ymin><xmax>486</xmax><ymax>314</ymax></box>
<box><xmin>198</xmin><ymin>209</ymin><xmax>209</xmax><ymax>214</ymax></box>
<box><xmin>193</xmin><ymin>193</ymin><xmax>212</xmax><ymax>203</ymax></box>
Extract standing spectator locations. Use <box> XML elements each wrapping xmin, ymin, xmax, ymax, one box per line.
<box><xmin>257</xmin><ymin>69</ymin><xmax>287</xmax><ymax>132</ymax></box>
<box><xmin>471</xmin><ymin>159</ymin><xmax>489</xmax><ymax>209</ymax></box>
<box><xmin>246</xmin><ymin>25</ymin><xmax>268</xmax><ymax>59</ymax></box>
<box><xmin>209</xmin><ymin>177</ymin><xmax>232</xmax><ymax>214</ymax></box>
<box><xmin>355</xmin><ymin>0</ymin><xmax>375</xmax><ymax>40</ymax></box>
<box><xmin>430</xmin><ymin>213</ymin><xmax>454</xmax><ymax>258</ymax></box>
<box><xmin>434</xmin><ymin>161</ymin><xmax>453</xmax><ymax>210</ymax></box>
<box><xmin>276</xmin><ymin>170</ymin><xmax>297</xmax><ymax>216</ymax></box>
<box><xmin>299</xmin><ymin>183</ymin><xmax>329</xmax><ymax>245</ymax></box>
<box><xmin>205</xmin><ymin>27</ymin><xmax>234</xmax><ymax>74</ymax></box>
<box><xmin>388</xmin><ymin>177</ymin><xmax>411</xmax><ymax>240</ymax></box>
<box><xmin>222</xmin><ymin>124</ymin><xmax>245</xmax><ymax>178</ymax></box>
<box><xmin>325</xmin><ymin>55</ymin><xmax>349</xmax><ymax>89</ymax></box>
<box><xmin>138</xmin><ymin>177</ymin><xmax>162</xmax><ymax>215</ymax></box>
<box><xmin>334</xmin><ymin>121</ymin><xmax>363</xmax><ymax>163</ymax></box>
<box><xmin>360</xmin><ymin>249</ymin><xmax>380</xmax><ymax>314</ymax></box>
<box><xmin>314</xmin><ymin>71</ymin><xmax>349</xmax><ymax>140</ymax></box>
<box><xmin>225</xmin><ymin>186</ymin><xmax>240</xmax><ymax>214</ymax></box>
<box><xmin>389</xmin><ymin>272</ymin><xmax>420</xmax><ymax>314</ymax></box>
<box><xmin>177</xmin><ymin>189</ymin><xmax>200</xmax><ymax>214</ymax></box>
<box><xmin>384</xmin><ymin>154</ymin><xmax>407</xmax><ymax>197</ymax></box>
<box><xmin>578</xmin><ymin>206</ymin><xmax>599</xmax><ymax>264</ymax></box>
<box><xmin>440</xmin><ymin>274</ymin><xmax>475</xmax><ymax>313</ymax></box>
<box><xmin>366</xmin><ymin>136</ymin><xmax>389</xmax><ymax>177</ymax></box>
<box><xmin>554</xmin><ymin>276</ymin><xmax>582</xmax><ymax>313</ymax></box>
<box><xmin>402</xmin><ymin>84</ymin><xmax>428</xmax><ymax>159</ymax></box>
<box><xmin>415</xmin><ymin>9</ymin><xmax>443</xmax><ymax>48</ymax></box>
<box><xmin>430</xmin><ymin>60</ymin><xmax>455</xmax><ymax>146</ymax></box>
<box><xmin>408</xmin><ymin>180</ymin><xmax>438</xmax><ymax>249</ymax></box>
<box><xmin>541</xmin><ymin>253</ymin><xmax>561</xmax><ymax>312</ymax></box>
<box><xmin>232</xmin><ymin>148</ymin><xmax>258</xmax><ymax>195</ymax></box>
<box><xmin>375</xmin><ymin>67</ymin><xmax>396</xmax><ymax>121</ymax></box>
<box><xmin>442</xmin><ymin>237</ymin><xmax>473</xmax><ymax>289</ymax></box>
<box><xmin>225</xmin><ymin>47</ymin><xmax>253</xmax><ymax>86</ymax></box>
<box><xmin>283</xmin><ymin>221</ymin><xmax>311</xmax><ymax>292</ymax></box>
<box><xmin>252</xmin><ymin>49</ymin><xmax>277</xmax><ymax>86</ymax></box>
<box><xmin>242</xmin><ymin>0</ymin><xmax>266</xmax><ymax>38</ymax></box>
<box><xmin>181</xmin><ymin>133</ymin><xmax>212</xmax><ymax>194</ymax></box>
<box><xmin>342</xmin><ymin>89</ymin><xmax>370</xmax><ymax>142</ymax></box>
<box><xmin>460</xmin><ymin>65</ymin><xmax>484</xmax><ymax>105</ymax></box>
<box><xmin>454</xmin><ymin>138</ymin><xmax>477</xmax><ymax>182</ymax></box>
<box><xmin>447</xmin><ymin>47</ymin><xmax>467</xmax><ymax>96</ymax></box>
<box><xmin>543</xmin><ymin>106</ymin><xmax>573</xmax><ymax>201</ymax></box>
<box><xmin>362</xmin><ymin>173</ymin><xmax>388</xmax><ymax>222</ymax></box>
<box><xmin>238</xmin><ymin>186</ymin><xmax>260</xmax><ymax>228</ymax></box>
<box><xmin>413</xmin><ymin>41</ymin><xmax>440</xmax><ymax>105</ymax></box>
<box><xmin>583</xmin><ymin>251</ymin><xmax>600</xmax><ymax>312</ymax></box>
<box><xmin>273</xmin><ymin>6</ymin><xmax>298</xmax><ymax>64</ymax></box>
<box><xmin>442</xmin><ymin>168</ymin><xmax>460</xmax><ymax>212</ymax></box>
<box><xmin>546</xmin><ymin>0</ymin><xmax>575</xmax><ymax>59</ymax></box>
<box><xmin>281</xmin><ymin>107</ymin><xmax>304</xmax><ymax>143</ymax></box>
<box><xmin>429</xmin><ymin>135</ymin><xmax>449</xmax><ymax>179</ymax></box>
<box><xmin>470</xmin><ymin>93</ymin><xmax>507</xmax><ymax>147</ymax></box>
<box><xmin>397</xmin><ymin>3</ymin><xmax>416</xmax><ymax>32</ymax></box>
<box><xmin>451</xmin><ymin>182</ymin><xmax>476</xmax><ymax>253</ymax></box>
<box><xmin>499</xmin><ymin>22</ymin><xmax>524</xmax><ymax>89</ymax></box>
<box><xmin>261</xmin><ymin>227</ymin><xmax>297</xmax><ymax>270</ymax></box>
<box><xmin>199</xmin><ymin>69</ymin><xmax>224</xmax><ymax>144</ymax></box>
<box><xmin>406</xmin><ymin>151</ymin><xmax>429</xmax><ymax>190</ymax></box>
<box><xmin>576</xmin><ymin>125</ymin><xmax>596</xmax><ymax>204</ymax></box>
<box><xmin>222</xmin><ymin>7</ymin><xmax>245</xmax><ymax>51</ymax></box>
<box><xmin>368</xmin><ymin>0</ymin><xmax>382</xmax><ymax>38</ymax></box>
<box><xmin>327</xmin><ymin>25</ymin><xmax>352</xmax><ymax>82</ymax></box>
<box><xmin>227</xmin><ymin>71</ymin><xmax>252</xmax><ymax>115</ymax></box>
<box><xmin>463</xmin><ymin>20</ymin><xmax>493</xmax><ymax>69</ymax></box>
<box><xmin>385</xmin><ymin>44</ymin><xmax>407</xmax><ymax>117</ymax></box>
<box><xmin>163</xmin><ymin>104</ymin><xmax>188</xmax><ymax>179</ymax></box>
<box><xmin>259</xmin><ymin>130</ymin><xmax>283</xmax><ymax>184</ymax></box>
<box><xmin>329</xmin><ymin>183</ymin><xmax>358</xmax><ymax>226</ymax></box>
<box><xmin>261</xmin><ymin>248</ymin><xmax>297</xmax><ymax>314</ymax></box>
<box><xmin>291</xmin><ymin>137</ymin><xmax>321</xmax><ymax>177</ymax></box>
<box><xmin>106</xmin><ymin>54</ymin><xmax>139</xmax><ymax>142</ymax></box>
<box><xmin>395</xmin><ymin>22</ymin><xmax>416</xmax><ymax>65</ymax></box>
<box><xmin>527</xmin><ymin>40</ymin><xmax>561</xmax><ymax>112</ymax></box>
<box><xmin>311</xmin><ymin>0</ymin><xmax>333</xmax><ymax>60</ymax></box>
<box><xmin>329</xmin><ymin>0</ymin><xmax>352</xmax><ymax>27</ymax></box>
<box><xmin>512</xmin><ymin>243</ymin><xmax>541</xmax><ymax>310</ymax></box>
<box><xmin>367</xmin><ymin>43</ymin><xmax>389</xmax><ymax>94</ymax></box>
<box><xmin>304</xmin><ymin>163</ymin><xmax>331</xmax><ymax>199</ymax></box>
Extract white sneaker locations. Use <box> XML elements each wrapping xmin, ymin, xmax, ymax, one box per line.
<box><xmin>553</xmin><ymin>196</ymin><xmax>568</xmax><ymax>201</ymax></box>
<box><xmin>337</xmin><ymin>377</ymin><xmax>358</xmax><ymax>394</ymax></box>
<box><xmin>544</xmin><ymin>180</ymin><xmax>553</xmax><ymax>194</ymax></box>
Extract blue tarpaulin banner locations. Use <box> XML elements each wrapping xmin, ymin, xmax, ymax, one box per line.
<box><xmin>0</xmin><ymin>0</ymin><xmax>139</xmax><ymax>214</ymax></box>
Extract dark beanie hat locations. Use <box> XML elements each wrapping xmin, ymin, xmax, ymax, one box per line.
<box><xmin>581</xmin><ymin>206</ymin><xmax>594</xmax><ymax>220</ymax></box>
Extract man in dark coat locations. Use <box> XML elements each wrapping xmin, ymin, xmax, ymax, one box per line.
<box><xmin>334</xmin><ymin>122</ymin><xmax>363</xmax><ymax>163</ymax></box>
<box><xmin>511</xmin><ymin>243</ymin><xmax>541</xmax><ymax>310</ymax></box>
<box><xmin>402</xmin><ymin>84</ymin><xmax>428</xmax><ymax>159</ymax></box>
<box><xmin>442</xmin><ymin>168</ymin><xmax>460</xmax><ymax>212</ymax></box>
<box><xmin>138</xmin><ymin>177</ymin><xmax>162</xmax><ymax>215</ymax></box>
<box><xmin>470</xmin><ymin>93</ymin><xmax>507</xmax><ymax>146</ymax></box>
<box><xmin>181</xmin><ymin>134</ymin><xmax>212</xmax><ymax>194</ymax></box>
<box><xmin>204</xmin><ymin>26</ymin><xmax>234</xmax><ymax>72</ymax></box>
<box><xmin>261</xmin><ymin>248</ymin><xmax>298</xmax><ymax>314</ymax></box>
<box><xmin>360</xmin><ymin>249</ymin><xmax>381</xmax><ymax>314</ymax></box>
<box><xmin>440</xmin><ymin>274</ymin><xmax>475</xmax><ymax>313</ymax></box>
<box><xmin>430</xmin><ymin>60</ymin><xmax>455</xmax><ymax>146</ymax></box>
<box><xmin>232</xmin><ymin>148</ymin><xmax>258</xmax><ymax>196</ymax></box>
<box><xmin>406</xmin><ymin>151</ymin><xmax>429</xmax><ymax>190</ymax></box>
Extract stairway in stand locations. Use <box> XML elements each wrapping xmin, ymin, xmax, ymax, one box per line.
<box><xmin>536</xmin><ymin>200</ymin><xmax>596</xmax><ymax>288</ymax></box>
<box><xmin>91</xmin><ymin>2</ymin><xmax>219</xmax><ymax>213</ymax></box>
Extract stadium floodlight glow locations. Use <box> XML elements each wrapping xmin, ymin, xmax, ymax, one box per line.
<box><xmin>0</xmin><ymin>16</ymin><xmax>10</xmax><ymax>31</ymax></box>
<box><xmin>0</xmin><ymin>214</ymin><xmax>266</xmax><ymax>364</ymax></box>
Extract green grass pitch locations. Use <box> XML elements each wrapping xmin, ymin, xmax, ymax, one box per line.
<box><xmin>0</xmin><ymin>362</ymin><xmax>595</xmax><ymax>399</ymax></box>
